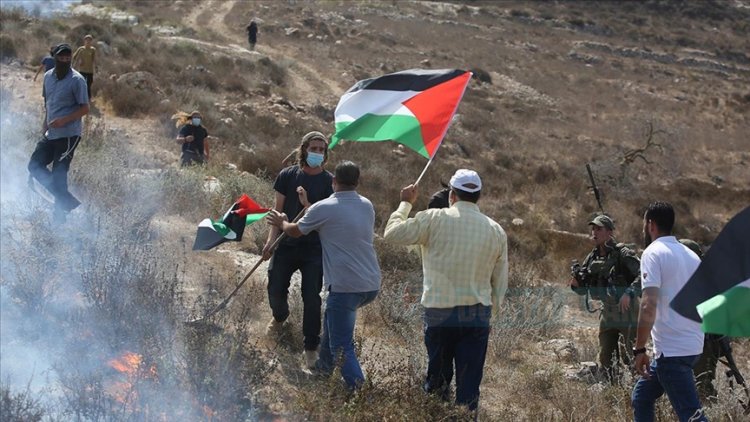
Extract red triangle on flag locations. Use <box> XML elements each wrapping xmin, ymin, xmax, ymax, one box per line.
<box><xmin>403</xmin><ymin>71</ymin><xmax>471</xmax><ymax>158</ymax></box>
<box><xmin>233</xmin><ymin>194</ymin><xmax>270</xmax><ymax>217</ymax></box>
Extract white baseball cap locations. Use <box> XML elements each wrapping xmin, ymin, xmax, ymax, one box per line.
<box><xmin>449</xmin><ymin>169</ymin><xmax>482</xmax><ymax>193</ymax></box>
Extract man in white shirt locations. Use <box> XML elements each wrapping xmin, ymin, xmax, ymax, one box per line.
<box><xmin>631</xmin><ymin>201</ymin><xmax>706</xmax><ymax>422</ymax></box>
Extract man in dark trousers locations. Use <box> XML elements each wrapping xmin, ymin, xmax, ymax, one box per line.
<box><xmin>384</xmin><ymin>169</ymin><xmax>508</xmax><ymax>417</ymax></box>
<box><xmin>28</xmin><ymin>43</ymin><xmax>89</xmax><ymax>222</ymax></box>
<box><xmin>267</xmin><ymin>161</ymin><xmax>381</xmax><ymax>389</ymax></box>
<box><xmin>263</xmin><ymin>131</ymin><xmax>333</xmax><ymax>369</ymax></box>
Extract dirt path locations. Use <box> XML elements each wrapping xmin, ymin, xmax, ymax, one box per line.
<box><xmin>182</xmin><ymin>0</ymin><xmax>344</xmax><ymax>103</ymax></box>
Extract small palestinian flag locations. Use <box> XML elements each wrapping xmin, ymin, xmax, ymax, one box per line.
<box><xmin>671</xmin><ymin>207</ymin><xmax>750</xmax><ymax>337</ymax></box>
<box><xmin>192</xmin><ymin>194</ymin><xmax>270</xmax><ymax>251</ymax></box>
<box><xmin>329</xmin><ymin>69</ymin><xmax>472</xmax><ymax>159</ymax></box>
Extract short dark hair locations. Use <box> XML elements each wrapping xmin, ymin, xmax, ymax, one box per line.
<box><xmin>334</xmin><ymin>161</ymin><xmax>359</xmax><ymax>188</ymax></box>
<box><xmin>645</xmin><ymin>201</ymin><xmax>675</xmax><ymax>234</ymax></box>
<box><xmin>451</xmin><ymin>188</ymin><xmax>480</xmax><ymax>203</ymax></box>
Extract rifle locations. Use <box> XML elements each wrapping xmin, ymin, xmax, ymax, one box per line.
<box><xmin>716</xmin><ymin>336</ymin><xmax>750</xmax><ymax>414</ymax></box>
<box><xmin>570</xmin><ymin>164</ymin><xmax>607</xmax><ymax>313</ymax></box>
<box><xmin>586</xmin><ymin>163</ymin><xmax>604</xmax><ymax>214</ymax></box>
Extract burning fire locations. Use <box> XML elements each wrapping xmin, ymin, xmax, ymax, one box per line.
<box><xmin>106</xmin><ymin>351</ymin><xmax>158</xmax><ymax>407</ymax></box>
<box><xmin>108</xmin><ymin>351</ymin><xmax>143</xmax><ymax>374</ymax></box>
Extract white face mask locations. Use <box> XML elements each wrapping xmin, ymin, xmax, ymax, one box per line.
<box><xmin>192</xmin><ymin>118</ymin><xmax>201</xmax><ymax>126</ymax></box>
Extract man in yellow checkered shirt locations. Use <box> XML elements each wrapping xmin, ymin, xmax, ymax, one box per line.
<box><xmin>384</xmin><ymin>168</ymin><xmax>508</xmax><ymax>417</ymax></box>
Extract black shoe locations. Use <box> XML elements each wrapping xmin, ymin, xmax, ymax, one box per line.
<box><xmin>59</xmin><ymin>194</ymin><xmax>81</xmax><ymax>212</ymax></box>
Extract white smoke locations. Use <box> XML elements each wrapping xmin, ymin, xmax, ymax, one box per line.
<box><xmin>0</xmin><ymin>0</ymin><xmax>81</xmax><ymax>18</ymax></box>
<box><xmin>1</xmin><ymin>72</ymin><xmax>263</xmax><ymax>419</ymax></box>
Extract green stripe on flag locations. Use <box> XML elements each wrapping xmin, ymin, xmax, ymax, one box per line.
<box><xmin>697</xmin><ymin>284</ymin><xmax>750</xmax><ymax>337</ymax></box>
<box><xmin>245</xmin><ymin>211</ymin><xmax>269</xmax><ymax>225</ymax></box>
<box><xmin>210</xmin><ymin>220</ymin><xmax>233</xmax><ymax>237</ymax></box>
<box><xmin>334</xmin><ymin>114</ymin><xmax>427</xmax><ymax>158</ymax></box>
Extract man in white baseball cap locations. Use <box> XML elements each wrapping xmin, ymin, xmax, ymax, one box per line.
<box><xmin>449</xmin><ymin>168</ymin><xmax>482</xmax><ymax>193</ymax></box>
<box><xmin>384</xmin><ymin>168</ymin><xmax>508</xmax><ymax>417</ymax></box>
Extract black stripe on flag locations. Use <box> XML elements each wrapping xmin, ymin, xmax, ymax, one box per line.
<box><xmin>670</xmin><ymin>206</ymin><xmax>750</xmax><ymax>322</ymax></box>
<box><xmin>347</xmin><ymin>69</ymin><xmax>467</xmax><ymax>93</ymax></box>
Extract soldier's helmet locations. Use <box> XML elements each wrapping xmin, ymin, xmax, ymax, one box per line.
<box><xmin>679</xmin><ymin>239</ymin><xmax>703</xmax><ymax>259</ymax></box>
<box><xmin>588</xmin><ymin>214</ymin><xmax>615</xmax><ymax>230</ymax></box>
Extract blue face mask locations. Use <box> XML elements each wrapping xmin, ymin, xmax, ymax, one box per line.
<box><xmin>306</xmin><ymin>152</ymin><xmax>324</xmax><ymax>168</ymax></box>
<box><xmin>192</xmin><ymin>118</ymin><xmax>201</xmax><ymax>126</ymax></box>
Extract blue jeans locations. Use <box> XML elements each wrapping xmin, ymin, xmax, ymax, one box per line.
<box><xmin>267</xmin><ymin>243</ymin><xmax>323</xmax><ymax>350</ymax></box>
<box><xmin>423</xmin><ymin>304</ymin><xmax>491</xmax><ymax>413</ymax></box>
<box><xmin>631</xmin><ymin>354</ymin><xmax>707</xmax><ymax>422</ymax></box>
<box><xmin>316</xmin><ymin>290</ymin><xmax>378</xmax><ymax>390</ymax></box>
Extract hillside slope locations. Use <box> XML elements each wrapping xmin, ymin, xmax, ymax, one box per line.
<box><xmin>1</xmin><ymin>1</ymin><xmax>749</xmax><ymax>420</ymax></box>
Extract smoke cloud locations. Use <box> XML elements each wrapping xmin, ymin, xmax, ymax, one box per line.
<box><xmin>1</xmin><ymin>71</ymin><xmax>262</xmax><ymax>419</ymax></box>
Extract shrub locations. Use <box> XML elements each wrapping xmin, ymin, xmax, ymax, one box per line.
<box><xmin>97</xmin><ymin>78</ymin><xmax>163</xmax><ymax>117</ymax></box>
<box><xmin>0</xmin><ymin>34</ymin><xmax>17</xmax><ymax>61</ymax></box>
<box><xmin>0</xmin><ymin>382</ymin><xmax>45</xmax><ymax>422</ymax></box>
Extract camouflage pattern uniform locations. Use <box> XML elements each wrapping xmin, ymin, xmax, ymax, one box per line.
<box><xmin>680</xmin><ymin>239</ymin><xmax>720</xmax><ymax>402</ymax></box>
<box><xmin>572</xmin><ymin>222</ymin><xmax>640</xmax><ymax>381</ymax></box>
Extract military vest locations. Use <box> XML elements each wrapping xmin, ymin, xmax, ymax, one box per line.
<box><xmin>583</xmin><ymin>242</ymin><xmax>637</xmax><ymax>301</ymax></box>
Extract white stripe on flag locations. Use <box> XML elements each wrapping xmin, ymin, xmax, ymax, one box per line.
<box><xmin>198</xmin><ymin>218</ymin><xmax>215</xmax><ymax>229</ymax></box>
<box><xmin>335</xmin><ymin>89</ymin><xmax>419</xmax><ymax>122</ymax></box>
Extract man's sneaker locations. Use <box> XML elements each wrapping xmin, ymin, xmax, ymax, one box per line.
<box><xmin>303</xmin><ymin>349</ymin><xmax>318</xmax><ymax>370</ymax></box>
<box><xmin>265</xmin><ymin>318</ymin><xmax>285</xmax><ymax>337</ymax></box>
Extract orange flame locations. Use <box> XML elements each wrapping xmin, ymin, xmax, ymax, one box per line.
<box><xmin>108</xmin><ymin>351</ymin><xmax>158</xmax><ymax>379</ymax></box>
<box><xmin>105</xmin><ymin>351</ymin><xmax>158</xmax><ymax>408</ymax></box>
<box><xmin>108</xmin><ymin>351</ymin><xmax>142</xmax><ymax>374</ymax></box>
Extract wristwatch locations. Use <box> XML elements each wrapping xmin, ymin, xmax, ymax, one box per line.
<box><xmin>632</xmin><ymin>347</ymin><xmax>647</xmax><ymax>356</ymax></box>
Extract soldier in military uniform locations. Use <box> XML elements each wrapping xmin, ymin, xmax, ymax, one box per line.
<box><xmin>679</xmin><ymin>239</ymin><xmax>720</xmax><ymax>403</ymax></box>
<box><xmin>570</xmin><ymin>215</ymin><xmax>641</xmax><ymax>382</ymax></box>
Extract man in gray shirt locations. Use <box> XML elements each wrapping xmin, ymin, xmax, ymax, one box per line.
<box><xmin>267</xmin><ymin>160</ymin><xmax>381</xmax><ymax>390</ymax></box>
<box><xmin>28</xmin><ymin>43</ymin><xmax>89</xmax><ymax>222</ymax></box>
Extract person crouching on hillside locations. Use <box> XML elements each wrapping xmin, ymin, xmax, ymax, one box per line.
<box><xmin>173</xmin><ymin>111</ymin><xmax>210</xmax><ymax>167</ymax></box>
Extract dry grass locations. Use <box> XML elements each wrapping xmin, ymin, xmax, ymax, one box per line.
<box><xmin>2</xmin><ymin>1</ymin><xmax>749</xmax><ymax>420</ymax></box>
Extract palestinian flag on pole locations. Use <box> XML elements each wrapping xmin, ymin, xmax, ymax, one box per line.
<box><xmin>193</xmin><ymin>194</ymin><xmax>270</xmax><ymax>251</ymax></box>
<box><xmin>329</xmin><ymin>69</ymin><xmax>472</xmax><ymax>159</ymax></box>
<box><xmin>671</xmin><ymin>207</ymin><xmax>750</xmax><ymax>337</ymax></box>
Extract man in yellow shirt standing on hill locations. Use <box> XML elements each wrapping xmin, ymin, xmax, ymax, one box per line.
<box><xmin>73</xmin><ymin>34</ymin><xmax>96</xmax><ymax>99</ymax></box>
<box><xmin>384</xmin><ymin>169</ymin><xmax>508</xmax><ymax>418</ymax></box>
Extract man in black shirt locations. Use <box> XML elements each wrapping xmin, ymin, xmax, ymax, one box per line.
<box><xmin>175</xmin><ymin>111</ymin><xmax>209</xmax><ymax>166</ymax></box>
<box><xmin>263</xmin><ymin>131</ymin><xmax>333</xmax><ymax>369</ymax></box>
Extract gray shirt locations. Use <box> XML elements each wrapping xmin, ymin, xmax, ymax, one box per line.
<box><xmin>298</xmin><ymin>190</ymin><xmax>381</xmax><ymax>293</ymax></box>
<box><xmin>43</xmin><ymin>68</ymin><xmax>88</xmax><ymax>139</ymax></box>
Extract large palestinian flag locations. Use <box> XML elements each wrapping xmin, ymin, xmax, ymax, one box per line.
<box><xmin>671</xmin><ymin>207</ymin><xmax>750</xmax><ymax>337</ymax></box>
<box><xmin>329</xmin><ymin>69</ymin><xmax>472</xmax><ymax>159</ymax></box>
<box><xmin>192</xmin><ymin>194</ymin><xmax>270</xmax><ymax>251</ymax></box>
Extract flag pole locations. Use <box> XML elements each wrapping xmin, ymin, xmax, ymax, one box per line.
<box><xmin>414</xmin><ymin>155</ymin><xmax>435</xmax><ymax>186</ymax></box>
<box><xmin>185</xmin><ymin>207</ymin><xmax>307</xmax><ymax>325</ymax></box>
